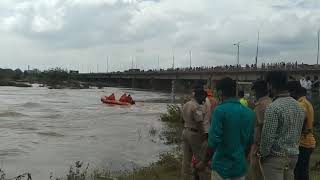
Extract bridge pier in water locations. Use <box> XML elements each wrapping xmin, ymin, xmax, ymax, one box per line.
<box><xmin>131</xmin><ymin>78</ymin><xmax>135</xmax><ymax>89</ymax></box>
<box><xmin>171</xmin><ymin>80</ymin><xmax>176</xmax><ymax>103</ymax></box>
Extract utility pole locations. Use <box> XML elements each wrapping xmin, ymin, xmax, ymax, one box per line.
<box><xmin>317</xmin><ymin>30</ymin><xmax>319</xmax><ymax>65</ymax></box>
<box><xmin>135</xmin><ymin>56</ymin><xmax>138</xmax><ymax>69</ymax></box>
<box><xmin>233</xmin><ymin>42</ymin><xmax>241</xmax><ymax>96</ymax></box>
<box><xmin>189</xmin><ymin>50</ymin><xmax>192</xmax><ymax>68</ymax></box>
<box><xmin>106</xmin><ymin>56</ymin><xmax>109</xmax><ymax>73</ymax></box>
<box><xmin>172</xmin><ymin>49</ymin><xmax>175</xmax><ymax>69</ymax></box>
<box><xmin>131</xmin><ymin>57</ymin><xmax>134</xmax><ymax>69</ymax></box>
<box><xmin>233</xmin><ymin>42</ymin><xmax>240</xmax><ymax>66</ymax></box>
<box><xmin>255</xmin><ymin>31</ymin><xmax>260</xmax><ymax>67</ymax></box>
<box><xmin>158</xmin><ymin>56</ymin><xmax>160</xmax><ymax>70</ymax></box>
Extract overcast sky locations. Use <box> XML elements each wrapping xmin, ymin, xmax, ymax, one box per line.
<box><xmin>0</xmin><ymin>0</ymin><xmax>319</xmax><ymax>72</ymax></box>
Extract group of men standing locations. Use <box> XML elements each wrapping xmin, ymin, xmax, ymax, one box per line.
<box><xmin>181</xmin><ymin>71</ymin><xmax>316</xmax><ymax>180</ymax></box>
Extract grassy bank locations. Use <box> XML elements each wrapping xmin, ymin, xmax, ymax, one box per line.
<box><xmin>93</xmin><ymin>151</ymin><xmax>320</xmax><ymax>180</ymax></box>
<box><xmin>94</xmin><ymin>152</ymin><xmax>181</xmax><ymax>180</ymax></box>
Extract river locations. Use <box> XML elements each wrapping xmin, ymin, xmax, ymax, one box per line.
<box><xmin>0</xmin><ymin>86</ymin><xmax>171</xmax><ymax>179</ymax></box>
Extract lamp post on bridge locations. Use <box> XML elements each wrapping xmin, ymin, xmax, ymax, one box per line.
<box><xmin>233</xmin><ymin>42</ymin><xmax>241</xmax><ymax>96</ymax></box>
<box><xmin>233</xmin><ymin>42</ymin><xmax>240</xmax><ymax>66</ymax></box>
<box><xmin>171</xmin><ymin>48</ymin><xmax>175</xmax><ymax>102</ymax></box>
<box><xmin>189</xmin><ymin>50</ymin><xmax>192</xmax><ymax>69</ymax></box>
<box><xmin>317</xmin><ymin>30</ymin><xmax>319</xmax><ymax>65</ymax></box>
<box><xmin>106</xmin><ymin>56</ymin><xmax>109</xmax><ymax>73</ymax></box>
<box><xmin>255</xmin><ymin>31</ymin><xmax>260</xmax><ymax>68</ymax></box>
<box><xmin>172</xmin><ymin>49</ymin><xmax>175</xmax><ymax>69</ymax></box>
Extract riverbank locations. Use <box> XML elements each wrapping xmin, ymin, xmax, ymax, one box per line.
<box><xmin>0</xmin><ymin>80</ymin><xmax>32</xmax><ymax>87</ymax></box>
<box><xmin>94</xmin><ymin>151</ymin><xmax>320</xmax><ymax>180</ymax></box>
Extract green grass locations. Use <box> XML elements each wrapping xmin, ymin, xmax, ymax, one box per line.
<box><xmin>93</xmin><ymin>150</ymin><xmax>320</xmax><ymax>180</ymax></box>
<box><xmin>94</xmin><ymin>152</ymin><xmax>181</xmax><ymax>180</ymax></box>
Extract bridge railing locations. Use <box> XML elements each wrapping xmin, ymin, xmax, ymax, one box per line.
<box><xmin>79</xmin><ymin>64</ymin><xmax>320</xmax><ymax>76</ymax></box>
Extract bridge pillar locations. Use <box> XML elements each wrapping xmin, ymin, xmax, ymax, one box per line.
<box><xmin>150</xmin><ymin>78</ymin><xmax>155</xmax><ymax>90</ymax></box>
<box><xmin>171</xmin><ymin>80</ymin><xmax>176</xmax><ymax>103</ymax></box>
<box><xmin>131</xmin><ymin>78</ymin><xmax>135</xmax><ymax>89</ymax></box>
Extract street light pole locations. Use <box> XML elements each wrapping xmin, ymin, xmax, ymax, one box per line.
<box><xmin>131</xmin><ymin>57</ymin><xmax>134</xmax><ymax>69</ymax></box>
<box><xmin>233</xmin><ymin>42</ymin><xmax>241</xmax><ymax>96</ymax></box>
<box><xmin>158</xmin><ymin>55</ymin><xmax>160</xmax><ymax>70</ymax></box>
<box><xmin>255</xmin><ymin>31</ymin><xmax>260</xmax><ymax>67</ymax></box>
<box><xmin>189</xmin><ymin>50</ymin><xmax>192</xmax><ymax>68</ymax></box>
<box><xmin>234</xmin><ymin>42</ymin><xmax>240</xmax><ymax>65</ymax></box>
<box><xmin>317</xmin><ymin>30</ymin><xmax>319</xmax><ymax>65</ymax></box>
<box><xmin>106</xmin><ymin>56</ymin><xmax>109</xmax><ymax>73</ymax></box>
<box><xmin>172</xmin><ymin>49</ymin><xmax>175</xmax><ymax>69</ymax></box>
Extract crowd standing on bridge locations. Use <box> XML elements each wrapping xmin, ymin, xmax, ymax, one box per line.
<box><xmin>181</xmin><ymin>70</ymin><xmax>317</xmax><ymax>180</ymax></box>
<box><xmin>114</xmin><ymin>62</ymin><xmax>319</xmax><ymax>74</ymax></box>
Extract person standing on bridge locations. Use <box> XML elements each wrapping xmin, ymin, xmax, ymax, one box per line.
<box><xmin>181</xmin><ymin>83</ymin><xmax>207</xmax><ymax>180</ymax></box>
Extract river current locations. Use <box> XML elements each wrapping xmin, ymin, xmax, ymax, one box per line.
<box><xmin>0</xmin><ymin>86</ymin><xmax>170</xmax><ymax>179</ymax></box>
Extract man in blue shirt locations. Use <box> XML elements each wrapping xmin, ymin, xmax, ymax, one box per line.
<box><xmin>198</xmin><ymin>77</ymin><xmax>255</xmax><ymax>180</ymax></box>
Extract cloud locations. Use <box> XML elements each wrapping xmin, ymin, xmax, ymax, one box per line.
<box><xmin>0</xmin><ymin>0</ymin><xmax>319</xmax><ymax>71</ymax></box>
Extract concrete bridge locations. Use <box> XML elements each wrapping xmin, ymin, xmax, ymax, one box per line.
<box><xmin>75</xmin><ymin>68</ymin><xmax>320</xmax><ymax>91</ymax></box>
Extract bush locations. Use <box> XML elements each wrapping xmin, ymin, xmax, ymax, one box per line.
<box><xmin>160</xmin><ymin>104</ymin><xmax>182</xmax><ymax>124</ymax></box>
<box><xmin>159</xmin><ymin>104</ymin><xmax>183</xmax><ymax>145</ymax></box>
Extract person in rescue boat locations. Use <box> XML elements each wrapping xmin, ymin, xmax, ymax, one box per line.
<box><xmin>126</xmin><ymin>94</ymin><xmax>135</xmax><ymax>105</ymax></box>
<box><xmin>119</xmin><ymin>93</ymin><xmax>128</xmax><ymax>102</ymax></box>
<box><xmin>106</xmin><ymin>93</ymin><xmax>116</xmax><ymax>101</ymax></box>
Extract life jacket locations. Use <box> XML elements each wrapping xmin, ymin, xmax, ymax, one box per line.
<box><xmin>107</xmin><ymin>94</ymin><xmax>115</xmax><ymax>100</ymax></box>
<box><xmin>119</xmin><ymin>95</ymin><xmax>128</xmax><ymax>102</ymax></box>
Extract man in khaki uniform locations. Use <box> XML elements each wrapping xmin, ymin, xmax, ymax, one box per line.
<box><xmin>181</xmin><ymin>86</ymin><xmax>207</xmax><ymax>180</ymax></box>
<box><xmin>247</xmin><ymin>80</ymin><xmax>272</xmax><ymax>180</ymax></box>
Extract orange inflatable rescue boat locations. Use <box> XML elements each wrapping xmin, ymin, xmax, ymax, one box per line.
<box><xmin>101</xmin><ymin>96</ymin><xmax>131</xmax><ymax>106</ymax></box>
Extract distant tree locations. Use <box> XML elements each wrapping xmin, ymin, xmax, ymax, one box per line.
<box><xmin>42</xmin><ymin>67</ymin><xmax>69</xmax><ymax>82</ymax></box>
<box><xmin>0</xmin><ymin>68</ymin><xmax>15</xmax><ymax>80</ymax></box>
<box><xmin>14</xmin><ymin>68</ymin><xmax>23</xmax><ymax>80</ymax></box>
